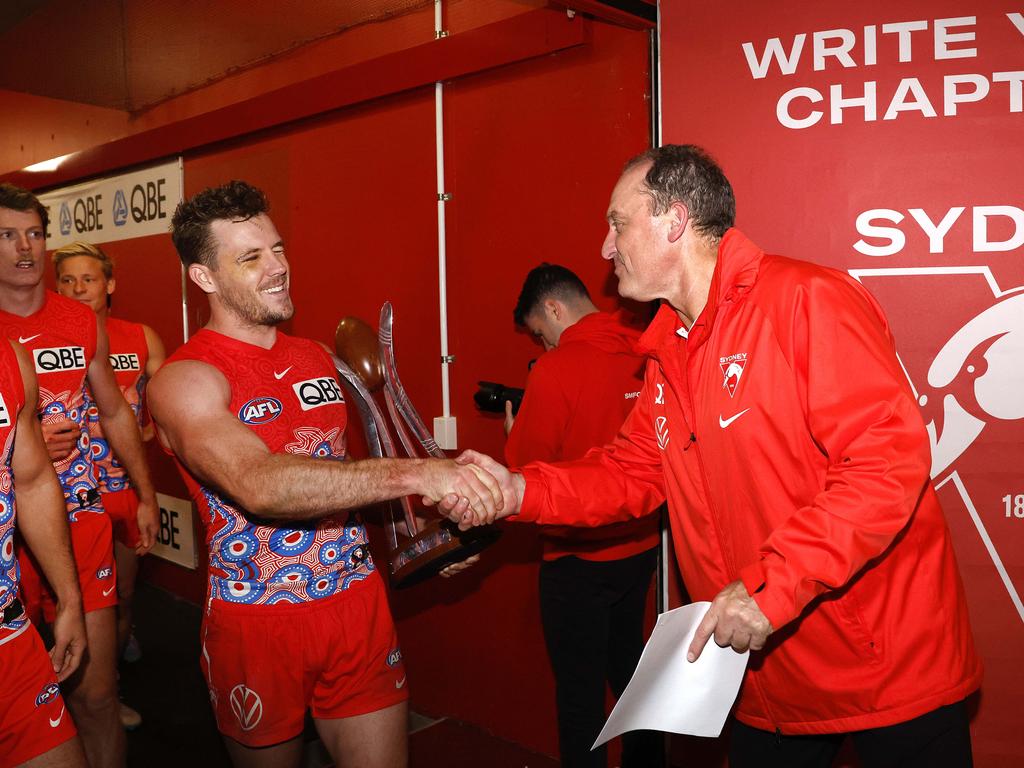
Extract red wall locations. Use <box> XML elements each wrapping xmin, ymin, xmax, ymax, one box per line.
<box><xmin>46</xmin><ymin>13</ymin><xmax>652</xmax><ymax>757</ymax></box>
<box><xmin>660</xmin><ymin>1</ymin><xmax>1023</xmax><ymax>765</ymax></box>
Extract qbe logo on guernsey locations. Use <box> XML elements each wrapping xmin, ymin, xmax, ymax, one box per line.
<box><xmin>109</xmin><ymin>352</ymin><xmax>140</xmax><ymax>372</ymax></box>
<box><xmin>33</xmin><ymin>346</ymin><xmax>86</xmax><ymax>373</ymax></box>
<box><xmin>0</xmin><ymin>394</ymin><xmax>9</xmax><ymax>427</ymax></box>
<box><xmin>292</xmin><ymin>377</ymin><xmax>344</xmax><ymax>411</ymax></box>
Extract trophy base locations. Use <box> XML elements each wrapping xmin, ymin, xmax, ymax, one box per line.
<box><xmin>390</xmin><ymin>519</ymin><xmax>501</xmax><ymax>589</ymax></box>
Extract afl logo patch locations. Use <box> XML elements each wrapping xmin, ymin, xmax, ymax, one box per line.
<box><xmin>386</xmin><ymin>648</ymin><xmax>403</xmax><ymax>668</ymax></box>
<box><xmin>239</xmin><ymin>397</ymin><xmax>282</xmax><ymax>425</ymax></box>
<box><xmin>96</xmin><ymin>567</ymin><xmax>113</xmax><ymax>580</ymax></box>
<box><xmin>229</xmin><ymin>684</ymin><xmax>263</xmax><ymax>731</ymax></box>
<box><xmin>35</xmin><ymin>683</ymin><xmax>60</xmax><ymax>706</ymax></box>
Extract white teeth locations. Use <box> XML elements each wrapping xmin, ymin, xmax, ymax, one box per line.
<box><xmin>264</xmin><ymin>285</ymin><xmax>284</xmax><ymax>294</ymax></box>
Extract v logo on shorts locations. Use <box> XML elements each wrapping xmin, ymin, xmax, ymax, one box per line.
<box><xmin>230</xmin><ymin>684</ymin><xmax>263</xmax><ymax>731</ymax></box>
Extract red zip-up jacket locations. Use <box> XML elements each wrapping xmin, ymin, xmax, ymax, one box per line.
<box><xmin>505</xmin><ymin>311</ymin><xmax>659</xmax><ymax>561</ymax></box>
<box><xmin>515</xmin><ymin>229</ymin><xmax>982</xmax><ymax>734</ymax></box>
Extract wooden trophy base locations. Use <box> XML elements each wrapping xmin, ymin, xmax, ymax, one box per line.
<box><xmin>390</xmin><ymin>519</ymin><xmax>501</xmax><ymax>589</ymax></box>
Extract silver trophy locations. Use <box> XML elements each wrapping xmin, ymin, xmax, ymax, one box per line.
<box><xmin>332</xmin><ymin>302</ymin><xmax>500</xmax><ymax>588</ymax></box>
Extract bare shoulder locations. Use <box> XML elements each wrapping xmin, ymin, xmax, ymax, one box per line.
<box><xmin>149</xmin><ymin>359</ymin><xmax>229</xmax><ymax>419</ymax></box>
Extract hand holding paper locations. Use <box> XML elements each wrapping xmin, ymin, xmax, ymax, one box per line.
<box><xmin>593</xmin><ymin>601</ymin><xmax>749</xmax><ymax>748</ymax></box>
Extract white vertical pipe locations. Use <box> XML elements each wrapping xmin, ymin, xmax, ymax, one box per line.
<box><xmin>435</xmin><ymin>0</ymin><xmax>452</xmax><ymax>418</ymax></box>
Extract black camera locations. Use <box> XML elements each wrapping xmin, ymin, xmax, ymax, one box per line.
<box><xmin>474</xmin><ymin>381</ymin><xmax>525</xmax><ymax>415</ymax></box>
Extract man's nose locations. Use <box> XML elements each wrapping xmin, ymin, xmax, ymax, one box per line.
<box><xmin>600</xmin><ymin>228</ymin><xmax>616</xmax><ymax>260</ymax></box>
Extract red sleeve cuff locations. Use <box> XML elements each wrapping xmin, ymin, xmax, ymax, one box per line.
<box><xmin>512</xmin><ymin>467</ymin><xmax>542</xmax><ymax>523</ymax></box>
<box><xmin>738</xmin><ymin>558</ymin><xmax>789</xmax><ymax>631</ymax></box>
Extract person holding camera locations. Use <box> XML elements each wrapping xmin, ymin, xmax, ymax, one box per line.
<box><xmin>506</xmin><ymin>264</ymin><xmax>662</xmax><ymax>768</ymax></box>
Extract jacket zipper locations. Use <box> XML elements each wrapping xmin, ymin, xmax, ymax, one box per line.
<box><xmin>682</xmin><ymin>319</ymin><xmax>782</xmax><ymax>735</ymax></box>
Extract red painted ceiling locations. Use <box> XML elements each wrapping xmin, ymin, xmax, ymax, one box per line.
<box><xmin>0</xmin><ymin>0</ymin><xmax>431</xmax><ymax>112</ymax></box>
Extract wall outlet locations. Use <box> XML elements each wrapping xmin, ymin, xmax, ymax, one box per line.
<box><xmin>433</xmin><ymin>416</ymin><xmax>458</xmax><ymax>451</ymax></box>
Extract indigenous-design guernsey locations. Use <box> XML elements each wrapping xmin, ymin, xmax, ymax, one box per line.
<box><xmin>165</xmin><ymin>329</ymin><xmax>374</xmax><ymax>607</ymax></box>
<box><xmin>0</xmin><ymin>292</ymin><xmax>102</xmax><ymax>520</ymax></box>
<box><xmin>0</xmin><ymin>340</ymin><xmax>24</xmax><ymax>639</ymax></box>
<box><xmin>87</xmin><ymin>317</ymin><xmax>148</xmax><ymax>493</ymax></box>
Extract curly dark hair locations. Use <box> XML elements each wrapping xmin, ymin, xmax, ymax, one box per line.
<box><xmin>624</xmin><ymin>145</ymin><xmax>735</xmax><ymax>240</ymax></box>
<box><xmin>0</xmin><ymin>183</ymin><xmax>49</xmax><ymax>230</ymax></box>
<box><xmin>513</xmin><ymin>263</ymin><xmax>590</xmax><ymax>327</ymax></box>
<box><xmin>171</xmin><ymin>180</ymin><xmax>269</xmax><ymax>267</ymax></box>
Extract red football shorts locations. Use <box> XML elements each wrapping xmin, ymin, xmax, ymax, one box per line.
<box><xmin>19</xmin><ymin>512</ymin><xmax>117</xmax><ymax>623</ymax></box>
<box><xmin>0</xmin><ymin>617</ymin><xmax>77</xmax><ymax>765</ymax></box>
<box><xmin>200</xmin><ymin>571</ymin><xmax>408</xmax><ymax>747</ymax></box>
<box><xmin>102</xmin><ymin>488</ymin><xmax>141</xmax><ymax>549</ymax></box>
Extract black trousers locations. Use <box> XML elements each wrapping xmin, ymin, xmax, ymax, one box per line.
<box><xmin>729</xmin><ymin>700</ymin><xmax>974</xmax><ymax>768</ymax></box>
<box><xmin>538</xmin><ymin>547</ymin><xmax>663</xmax><ymax>768</ymax></box>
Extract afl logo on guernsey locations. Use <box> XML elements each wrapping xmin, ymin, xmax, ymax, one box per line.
<box><xmin>239</xmin><ymin>397</ymin><xmax>283</xmax><ymax>425</ymax></box>
<box><xmin>33</xmin><ymin>346</ymin><xmax>86</xmax><ymax>373</ymax></box>
<box><xmin>0</xmin><ymin>394</ymin><xmax>9</xmax><ymax>427</ymax></box>
<box><xmin>293</xmin><ymin>377</ymin><xmax>344</xmax><ymax>411</ymax></box>
<box><xmin>109</xmin><ymin>352</ymin><xmax>140</xmax><ymax>372</ymax></box>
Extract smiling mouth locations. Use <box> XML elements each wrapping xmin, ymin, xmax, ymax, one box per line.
<box><xmin>15</xmin><ymin>260</ymin><xmax>35</xmax><ymax>269</ymax></box>
<box><xmin>261</xmin><ymin>282</ymin><xmax>287</xmax><ymax>295</ymax></box>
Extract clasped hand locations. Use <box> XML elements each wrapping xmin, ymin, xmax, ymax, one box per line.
<box><xmin>422</xmin><ymin>450</ymin><xmax>523</xmax><ymax>528</ymax></box>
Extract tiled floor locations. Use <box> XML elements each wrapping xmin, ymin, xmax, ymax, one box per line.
<box><xmin>121</xmin><ymin>583</ymin><xmax>559</xmax><ymax>767</ymax></box>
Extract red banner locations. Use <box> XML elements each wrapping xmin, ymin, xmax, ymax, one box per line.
<box><xmin>660</xmin><ymin>2</ymin><xmax>1023</xmax><ymax>763</ymax></box>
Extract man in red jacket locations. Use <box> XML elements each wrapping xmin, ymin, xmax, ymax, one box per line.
<box><xmin>441</xmin><ymin>146</ymin><xmax>982</xmax><ymax>767</ymax></box>
<box><xmin>506</xmin><ymin>264</ymin><xmax>660</xmax><ymax>768</ymax></box>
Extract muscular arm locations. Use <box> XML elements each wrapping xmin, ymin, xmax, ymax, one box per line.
<box><xmin>87</xmin><ymin>317</ymin><xmax>158</xmax><ymax>550</ymax></box>
<box><xmin>10</xmin><ymin>342</ymin><xmax>86</xmax><ymax>681</ymax></box>
<box><xmin>148</xmin><ymin>359</ymin><xmax>502</xmax><ymax>520</ymax></box>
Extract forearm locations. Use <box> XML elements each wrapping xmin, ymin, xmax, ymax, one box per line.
<box><xmin>17</xmin><ymin>476</ymin><xmax>82</xmax><ymax>607</ymax></box>
<box><xmin>99</xmin><ymin>400</ymin><xmax>156</xmax><ymax>499</ymax></box>
<box><xmin>225</xmin><ymin>454</ymin><xmax>454</xmax><ymax>521</ymax></box>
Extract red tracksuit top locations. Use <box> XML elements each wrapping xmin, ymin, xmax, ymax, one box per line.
<box><xmin>505</xmin><ymin>311</ymin><xmax>659</xmax><ymax>561</ymax></box>
<box><xmin>516</xmin><ymin>229</ymin><xmax>982</xmax><ymax>734</ymax></box>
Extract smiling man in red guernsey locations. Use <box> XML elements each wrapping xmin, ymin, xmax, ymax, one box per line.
<box><xmin>54</xmin><ymin>240</ymin><xmax>166</xmax><ymax>731</ymax></box>
<box><xmin>0</xmin><ymin>184</ymin><xmax>159</xmax><ymax>768</ymax></box>
<box><xmin>442</xmin><ymin>146</ymin><xmax>982</xmax><ymax>768</ymax></box>
<box><xmin>149</xmin><ymin>180</ymin><xmax>502</xmax><ymax>768</ymax></box>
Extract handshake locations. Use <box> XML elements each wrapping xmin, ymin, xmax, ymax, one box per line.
<box><xmin>423</xmin><ymin>451</ymin><xmax>526</xmax><ymax>528</ymax></box>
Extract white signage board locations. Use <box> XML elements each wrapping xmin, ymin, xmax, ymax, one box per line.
<box><xmin>152</xmin><ymin>492</ymin><xmax>198</xmax><ymax>570</ymax></box>
<box><xmin>38</xmin><ymin>159</ymin><xmax>182</xmax><ymax>249</ymax></box>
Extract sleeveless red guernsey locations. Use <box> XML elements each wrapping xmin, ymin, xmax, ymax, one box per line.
<box><xmin>0</xmin><ymin>292</ymin><xmax>101</xmax><ymax>520</ymax></box>
<box><xmin>165</xmin><ymin>329</ymin><xmax>375</xmax><ymax>606</ymax></box>
<box><xmin>87</xmin><ymin>317</ymin><xmax>148</xmax><ymax>493</ymax></box>
<box><xmin>0</xmin><ymin>341</ymin><xmax>24</xmax><ymax>638</ymax></box>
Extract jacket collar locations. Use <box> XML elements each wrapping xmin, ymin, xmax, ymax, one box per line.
<box><xmin>638</xmin><ymin>228</ymin><xmax>764</xmax><ymax>360</ymax></box>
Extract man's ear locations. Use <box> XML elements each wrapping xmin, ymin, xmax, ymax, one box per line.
<box><xmin>106</xmin><ymin>277</ymin><xmax>116</xmax><ymax>297</ymax></box>
<box><xmin>188</xmin><ymin>264</ymin><xmax>217</xmax><ymax>295</ymax></box>
<box><xmin>667</xmin><ymin>201</ymin><xmax>690</xmax><ymax>244</ymax></box>
<box><xmin>543</xmin><ymin>298</ymin><xmax>562</xmax><ymax>321</ymax></box>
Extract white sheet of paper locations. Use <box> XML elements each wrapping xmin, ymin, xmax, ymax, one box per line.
<box><xmin>593</xmin><ymin>601</ymin><xmax>749</xmax><ymax>748</ymax></box>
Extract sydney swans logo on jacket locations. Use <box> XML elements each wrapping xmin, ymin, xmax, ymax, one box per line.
<box><xmin>720</xmin><ymin>352</ymin><xmax>749</xmax><ymax>398</ymax></box>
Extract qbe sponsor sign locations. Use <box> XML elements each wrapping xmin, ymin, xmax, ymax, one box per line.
<box><xmin>152</xmin><ymin>493</ymin><xmax>197</xmax><ymax>570</ymax></box>
<box><xmin>38</xmin><ymin>159</ymin><xmax>182</xmax><ymax>249</ymax></box>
